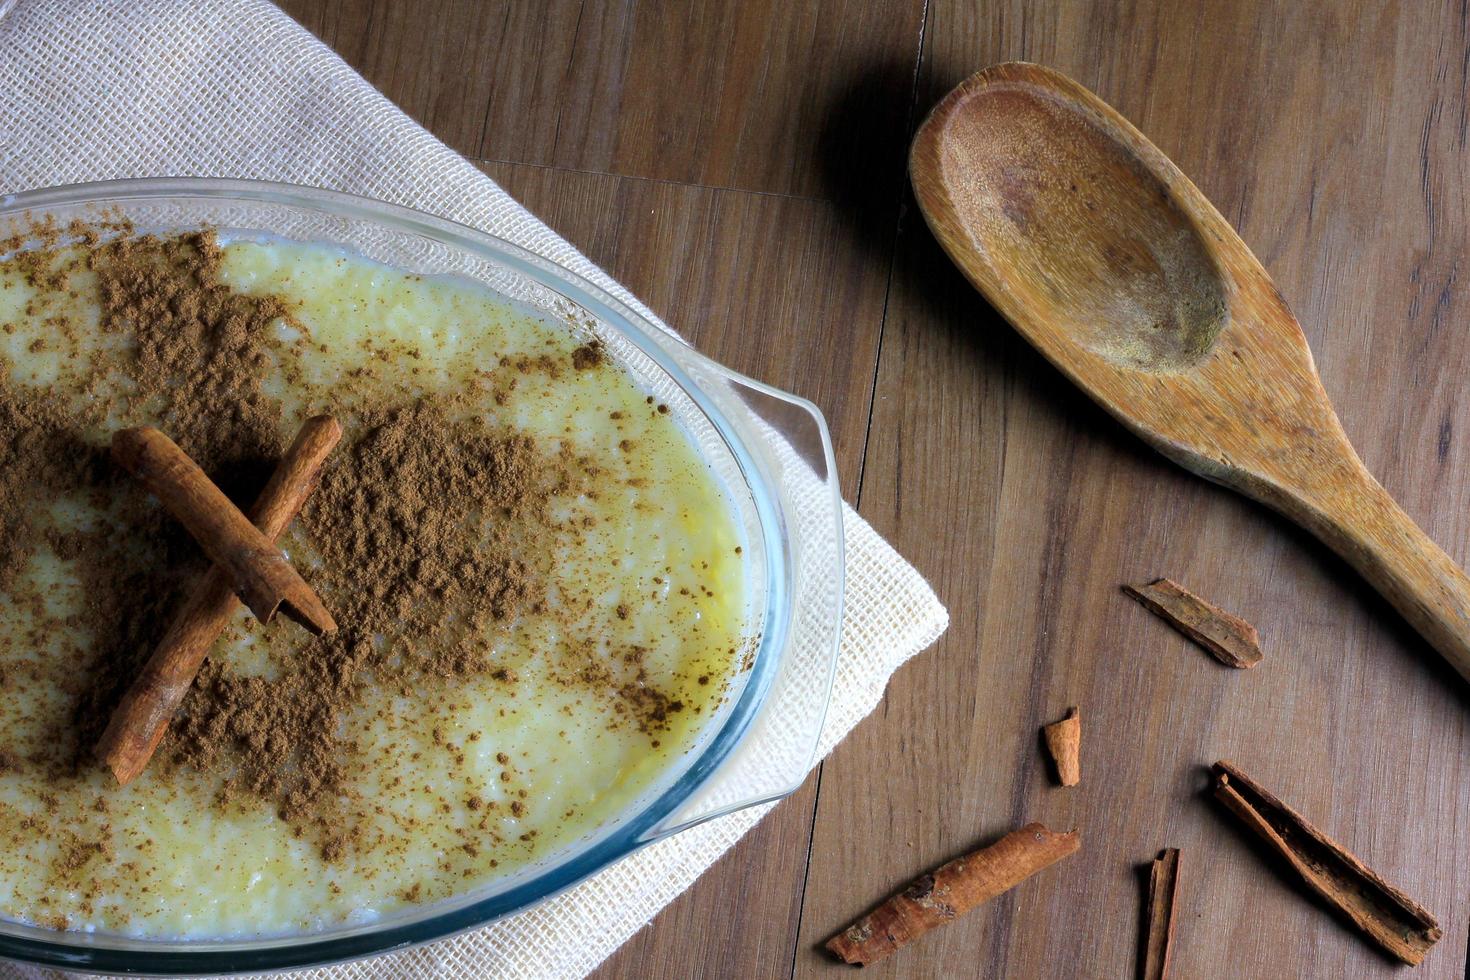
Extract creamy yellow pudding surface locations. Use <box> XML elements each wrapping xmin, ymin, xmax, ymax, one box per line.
<box><xmin>0</xmin><ymin>228</ymin><xmax>749</xmax><ymax>937</ymax></box>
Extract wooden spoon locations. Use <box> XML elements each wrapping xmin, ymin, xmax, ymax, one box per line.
<box><xmin>910</xmin><ymin>62</ymin><xmax>1470</xmax><ymax>679</ymax></box>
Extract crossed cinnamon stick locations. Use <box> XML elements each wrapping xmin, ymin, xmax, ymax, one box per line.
<box><xmin>96</xmin><ymin>417</ymin><xmax>342</xmax><ymax>785</ymax></box>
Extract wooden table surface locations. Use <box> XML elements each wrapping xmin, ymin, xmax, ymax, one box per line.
<box><xmin>280</xmin><ymin>1</ymin><xmax>1470</xmax><ymax>976</ymax></box>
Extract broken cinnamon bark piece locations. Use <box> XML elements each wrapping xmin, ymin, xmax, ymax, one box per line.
<box><xmin>1123</xmin><ymin>578</ymin><xmax>1262</xmax><ymax>668</ymax></box>
<box><xmin>1212</xmin><ymin>761</ymin><xmax>1440</xmax><ymax>966</ymax></box>
<box><xmin>1042</xmin><ymin>707</ymin><xmax>1081</xmax><ymax>786</ymax></box>
<box><xmin>1140</xmin><ymin>848</ymin><xmax>1180</xmax><ymax>980</ymax></box>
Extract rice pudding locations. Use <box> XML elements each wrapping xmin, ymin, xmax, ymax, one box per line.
<box><xmin>0</xmin><ymin>222</ymin><xmax>748</xmax><ymax>937</ymax></box>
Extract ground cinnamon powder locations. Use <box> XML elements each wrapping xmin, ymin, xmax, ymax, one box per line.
<box><xmin>0</xmin><ymin>386</ymin><xmax>107</xmax><ymax>593</ymax></box>
<box><xmin>170</xmin><ymin>398</ymin><xmax>566</xmax><ymax>842</ymax></box>
<box><xmin>90</xmin><ymin>230</ymin><xmax>286</xmax><ymax>483</ymax></box>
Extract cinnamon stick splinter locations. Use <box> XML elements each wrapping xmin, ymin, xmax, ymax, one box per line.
<box><xmin>97</xmin><ymin>417</ymin><xmax>343</xmax><ymax>785</ymax></box>
<box><xmin>825</xmin><ymin>822</ymin><xmax>1079</xmax><ymax>967</ymax></box>
<box><xmin>1212</xmin><ymin>761</ymin><xmax>1441</xmax><ymax>965</ymax></box>
<box><xmin>111</xmin><ymin>425</ymin><xmax>337</xmax><ymax>634</ymax></box>
<box><xmin>1140</xmin><ymin>848</ymin><xmax>1180</xmax><ymax>980</ymax></box>
<box><xmin>1123</xmin><ymin>578</ymin><xmax>1262</xmax><ymax>668</ymax></box>
<box><xmin>1042</xmin><ymin>706</ymin><xmax>1081</xmax><ymax>786</ymax></box>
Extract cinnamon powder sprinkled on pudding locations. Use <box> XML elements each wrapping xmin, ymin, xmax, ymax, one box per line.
<box><xmin>171</xmin><ymin>400</ymin><xmax>569</xmax><ymax>837</ymax></box>
<box><xmin>570</xmin><ymin>340</ymin><xmax>605</xmax><ymax>370</ymax></box>
<box><xmin>92</xmin><ymin>230</ymin><xmax>286</xmax><ymax>476</ymax></box>
<box><xmin>0</xmin><ymin>219</ymin><xmax>750</xmax><ymax>936</ymax></box>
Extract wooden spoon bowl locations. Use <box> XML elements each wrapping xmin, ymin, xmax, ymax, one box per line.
<box><xmin>911</xmin><ymin>62</ymin><xmax>1470</xmax><ymax>679</ymax></box>
<box><xmin>935</xmin><ymin>82</ymin><xmax>1227</xmax><ymax>373</ymax></box>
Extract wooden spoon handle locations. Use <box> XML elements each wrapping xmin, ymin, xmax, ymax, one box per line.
<box><xmin>1261</xmin><ymin>459</ymin><xmax>1470</xmax><ymax>679</ymax></box>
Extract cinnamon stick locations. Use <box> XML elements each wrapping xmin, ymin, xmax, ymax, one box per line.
<box><xmin>111</xmin><ymin>425</ymin><xmax>337</xmax><ymax>634</ymax></box>
<box><xmin>1042</xmin><ymin>706</ymin><xmax>1081</xmax><ymax>786</ymax></box>
<box><xmin>825</xmin><ymin>823</ymin><xmax>1079</xmax><ymax>967</ymax></box>
<box><xmin>1212</xmin><ymin>761</ymin><xmax>1440</xmax><ymax>965</ymax></box>
<box><xmin>97</xmin><ymin>417</ymin><xmax>342</xmax><ymax>785</ymax></box>
<box><xmin>1140</xmin><ymin>848</ymin><xmax>1180</xmax><ymax>980</ymax></box>
<box><xmin>1123</xmin><ymin>578</ymin><xmax>1262</xmax><ymax>668</ymax></box>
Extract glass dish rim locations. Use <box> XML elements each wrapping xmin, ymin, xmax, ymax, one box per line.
<box><xmin>0</xmin><ymin>176</ymin><xmax>843</xmax><ymax>975</ymax></box>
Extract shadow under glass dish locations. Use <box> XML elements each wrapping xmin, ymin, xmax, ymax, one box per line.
<box><xmin>0</xmin><ymin>178</ymin><xmax>844</xmax><ymax>974</ymax></box>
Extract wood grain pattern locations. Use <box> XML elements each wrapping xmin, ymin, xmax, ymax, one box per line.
<box><xmin>279</xmin><ymin>0</ymin><xmax>927</xmax><ymax>197</ymax></box>
<box><xmin>281</xmin><ymin>2</ymin><xmax>1470</xmax><ymax>977</ymax></box>
<box><xmin>801</xmin><ymin>2</ymin><xmax>1470</xmax><ymax>978</ymax></box>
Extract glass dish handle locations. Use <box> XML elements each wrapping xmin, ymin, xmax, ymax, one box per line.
<box><xmin>636</xmin><ymin>364</ymin><xmax>845</xmax><ymax>841</ymax></box>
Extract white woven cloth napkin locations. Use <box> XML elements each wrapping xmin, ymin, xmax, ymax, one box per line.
<box><xmin>0</xmin><ymin>1</ymin><xmax>949</xmax><ymax>976</ymax></box>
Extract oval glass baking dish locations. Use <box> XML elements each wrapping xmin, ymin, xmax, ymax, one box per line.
<box><xmin>0</xmin><ymin>178</ymin><xmax>843</xmax><ymax>974</ymax></box>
